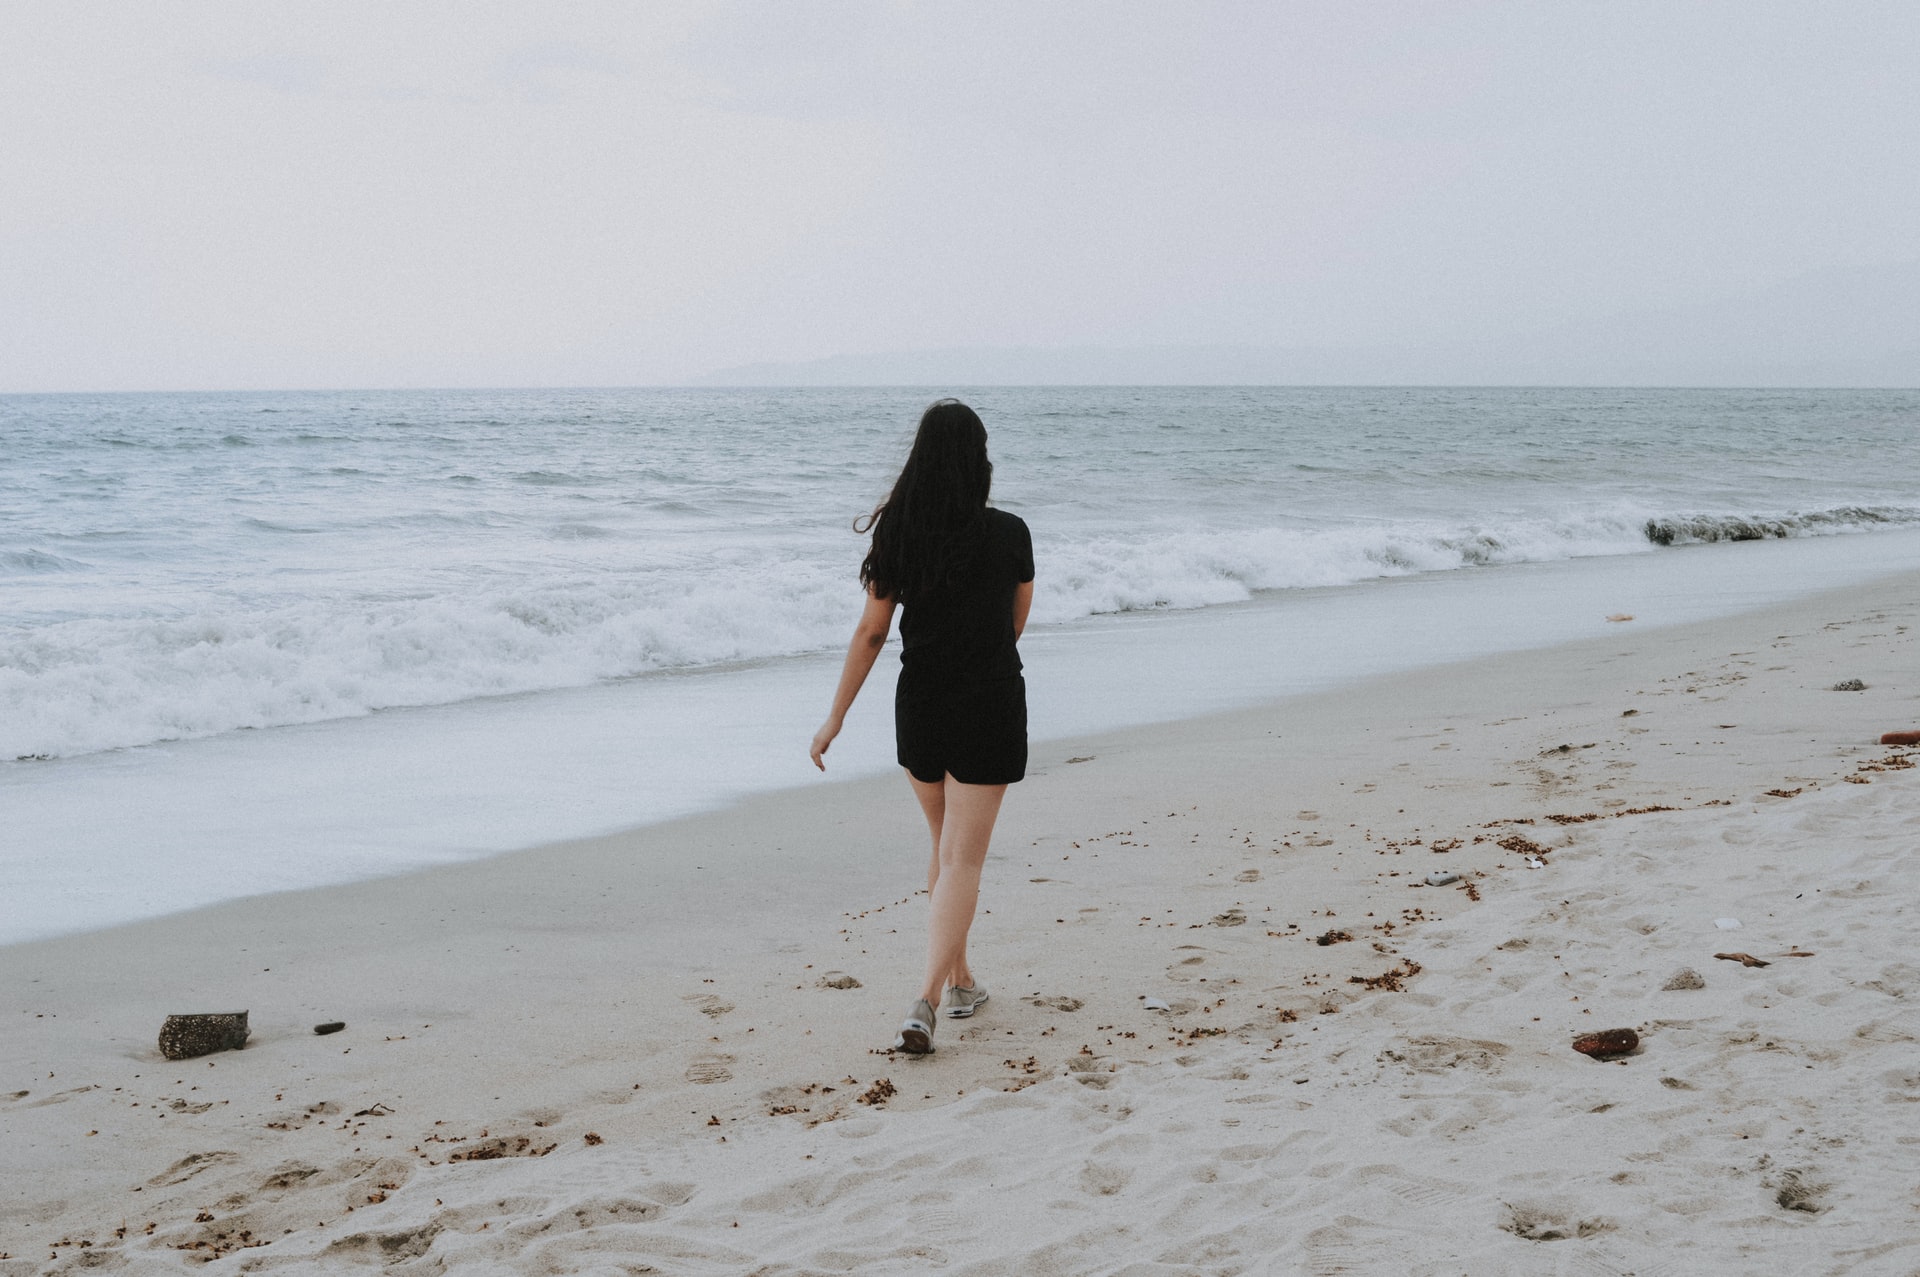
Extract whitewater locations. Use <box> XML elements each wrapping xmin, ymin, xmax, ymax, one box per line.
<box><xmin>4</xmin><ymin>385</ymin><xmax>1920</xmax><ymax>942</ymax></box>
<box><xmin>6</xmin><ymin>385</ymin><xmax>1919</xmax><ymax>762</ymax></box>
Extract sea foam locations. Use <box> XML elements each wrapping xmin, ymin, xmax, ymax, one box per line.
<box><xmin>4</xmin><ymin>504</ymin><xmax>1914</xmax><ymax>760</ymax></box>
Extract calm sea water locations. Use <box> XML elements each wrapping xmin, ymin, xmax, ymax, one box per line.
<box><xmin>4</xmin><ymin>386</ymin><xmax>1919</xmax><ymax>943</ymax></box>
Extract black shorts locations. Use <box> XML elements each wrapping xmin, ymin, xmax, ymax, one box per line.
<box><xmin>895</xmin><ymin>673</ymin><xmax>1027</xmax><ymax>786</ymax></box>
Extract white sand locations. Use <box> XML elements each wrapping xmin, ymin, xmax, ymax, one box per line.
<box><xmin>5</xmin><ymin>571</ymin><xmax>1918</xmax><ymax>1274</ymax></box>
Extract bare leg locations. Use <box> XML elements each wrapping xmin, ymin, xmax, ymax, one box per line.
<box><xmin>909</xmin><ymin>772</ymin><xmax>945</xmax><ymax>897</ymax></box>
<box><xmin>916</xmin><ymin>775</ymin><xmax>1007</xmax><ymax>1006</ymax></box>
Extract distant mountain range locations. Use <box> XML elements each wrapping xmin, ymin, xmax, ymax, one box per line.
<box><xmin>694</xmin><ymin>261</ymin><xmax>1920</xmax><ymax>387</ymax></box>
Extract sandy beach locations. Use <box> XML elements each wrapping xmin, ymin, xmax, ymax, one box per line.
<box><xmin>5</xmin><ymin>568</ymin><xmax>1918</xmax><ymax>1275</ymax></box>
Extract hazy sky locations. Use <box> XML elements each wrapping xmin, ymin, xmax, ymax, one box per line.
<box><xmin>4</xmin><ymin>2</ymin><xmax>1916</xmax><ymax>391</ymax></box>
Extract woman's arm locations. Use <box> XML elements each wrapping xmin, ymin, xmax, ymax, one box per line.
<box><xmin>810</xmin><ymin>589</ymin><xmax>898</xmax><ymax>771</ymax></box>
<box><xmin>1012</xmin><ymin>578</ymin><xmax>1033</xmax><ymax>640</ymax></box>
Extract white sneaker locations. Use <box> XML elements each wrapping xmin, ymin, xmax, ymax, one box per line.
<box><xmin>943</xmin><ymin>984</ymin><xmax>989</xmax><ymax>1019</ymax></box>
<box><xmin>894</xmin><ymin>999</ymin><xmax>937</xmax><ymax>1054</ymax></box>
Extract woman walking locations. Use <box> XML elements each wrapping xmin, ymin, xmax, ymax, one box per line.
<box><xmin>810</xmin><ymin>400</ymin><xmax>1034</xmax><ymax>1055</ymax></box>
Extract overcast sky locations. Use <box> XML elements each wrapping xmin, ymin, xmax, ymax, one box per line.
<box><xmin>3</xmin><ymin>2</ymin><xmax>1916</xmax><ymax>391</ymax></box>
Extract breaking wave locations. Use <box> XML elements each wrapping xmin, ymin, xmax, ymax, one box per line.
<box><xmin>4</xmin><ymin>503</ymin><xmax>1918</xmax><ymax>761</ymax></box>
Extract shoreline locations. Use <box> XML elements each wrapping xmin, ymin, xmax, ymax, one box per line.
<box><xmin>11</xmin><ymin>525</ymin><xmax>1920</xmax><ymax>951</ymax></box>
<box><xmin>4</xmin><ymin>568</ymin><xmax>1917</xmax><ymax>1270</ymax></box>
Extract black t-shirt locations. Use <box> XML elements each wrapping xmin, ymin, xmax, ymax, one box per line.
<box><xmin>897</xmin><ymin>508</ymin><xmax>1034</xmax><ymax>682</ymax></box>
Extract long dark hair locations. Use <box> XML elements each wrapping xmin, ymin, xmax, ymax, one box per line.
<box><xmin>858</xmin><ymin>399</ymin><xmax>992</xmax><ymax>603</ymax></box>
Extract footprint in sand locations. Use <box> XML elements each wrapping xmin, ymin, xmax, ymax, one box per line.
<box><xmin>1078</xmin><ymin>1163</ymin><xmax>1131</xmax><ymax>1195</ymax></box>
<box><xmin>259</xmin><ymin>1162</ymin><xmax>322</xmax><ymax>1193</ymax></box>
<box><xmin>1234</xmin><ymin>868</ymin><xmax>1261</xmax><ymax>883</ymax></box>
<box><xmin>684</xmin><ymin>1055</ymin><xmax>734</xmax><ymax>1085</ymax></box>
<box><xmin>1499</xmin><ymin>1199</ymin><xmax>1617</xmax><ymax>1240</ymax></box>
<box><xmin>1025</xmin><ymin>995</ymin><xmax>1084</xmax><ymax>1012</ymax></box>
<box><xmin>24</xmin><ymin>1084</ymin><xmax>98</xmax><ymax>1108</ymax></box>
<box><xmin>682</xmin><ymin>993</ymin><xmax>735</xmax><ymax>1017</ymax></box>
<box><xmin>147</xmin><ymin>1150</ymin><xmax>239</xmax><ymax>1186</ymax></box>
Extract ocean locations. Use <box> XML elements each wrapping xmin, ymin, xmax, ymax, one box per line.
<box><xmin>5</xmin><ymin>386</ymin><xmax>1920</xmax><ymax>945</ymax></box>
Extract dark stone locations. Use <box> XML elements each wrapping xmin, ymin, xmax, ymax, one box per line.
<box><xmin>1571</xmin><ymin>1028</ymin><xmax>1638</xmax><ymax>1058</ymax></box>
<box><xmin>159</xmin><ymin>1012</ymin><xmax>249</xmax><ymax>1060</ymax></box>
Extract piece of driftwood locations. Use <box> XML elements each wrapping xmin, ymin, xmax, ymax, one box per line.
<box><xmin>158</xmin><ymin>1011</ymin><xmax>249</xmax><ymax>1060</ymax></box>
<box><xmin>1880</xmin><ymin>730</ymin><xmax>1920</xmax><ymax>746</ymax></box>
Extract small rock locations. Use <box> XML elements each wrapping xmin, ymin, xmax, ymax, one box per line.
<box><xmin>313</xmin><ymin>1021</ymin><xmax>346</xmax><ymax>1035</ymax></box>
<box><xmin>1830</xmin><ymin>678</ymin><xmax>1867</xmax><ymax>691</ymax></box>
<box><xmin>1424</xmin><ymin>870</ymin><xmax>1460</xmax><ymax>887</ymax></box>
<box><xmin>1314</xmin><ymin>929</ymin><xmax>1353</xmax><ymax>946</ymax></box>
<box><xmin>1572</xmin><ymin>1028</ymin><xmax>1639</xmax><ymax>1058</ymax></box>
<box><xmin>1661</xmin><ymin>968</ymin><xmax>1706</xmax><ymax>991</ymax></box>
<box><xmin>1142</xmin><ymin>997</ymin><xmax>1171</xmax><ymax>1011</ymax></box>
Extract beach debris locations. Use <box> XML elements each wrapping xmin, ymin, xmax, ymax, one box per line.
<box><xmin>1715</xmin><ymin>952</ymin><xmax>1771</xmax><ymax>968</ymax></box>
<box><xmin>855</xmin><ymin>1077</ymin><xmax>896</xmax><ymax>1106</ymax></box>
<box><xmin>1830</xmin><ymin>678</ymin><xmax>1867</xmax><ymax>691</ymax></box>
<box><xmin>1621</xmin><ymin>708</ymin><xmax>1639</xmax><ymax>716</ymax></box>
<box><xmin>1066</xmin><ymin>755</ymin><xmax>1095</xmax><ymax>764</ymax></box>
<box><xmin>158</xmin><ymin>1012</ymin><xmax>249</xmax><ymax>1061</ymax></box>
<box><xmin>583</xmin><ymin>1132</ymin><xmax>603</xmax><ymax>1145</ymax></box>
<box><xmin>1349</xmin><ymin>960</ymin><xmax>1422</xmax><ymax>991</ymax></box>
<box><xmin>1497</xmin><ymin>831</ymin><xmax>1551</xmax><ymax>857</ymax></box>
<box><xmin>1429</xmin><ymin>838</ymin><xmax>1462</xmax><ymax>852</ymax></box>
<box><xmin>1525</xmin><ymin>856</ymin><xmax>1546</xmax><ymax>869</ymax></box>
<box><xmin>1714</xmin><ymin>917</ymin><xmax>1742</xmax><ymax>930</ymax></box>
<box><xmin>1606</xmin><ymin>614</ymin><xmax>1635</xmax><ymax>623</ymax></box>
<box><xmin>1209</xmin><ymin>908</ymin><xmax>1247</xmax><ymax>927</ymax></box>
<box><xmin>1424</xmin><ymin>870</ymin><xmax>1461</xmax><ymax>886</ymax></box>
<box><xmin>1571</xmin><ymin>1028</ymin><xmax>1639</xmax><ymax>1058</ymax></box>
<box><xmin>1783</xmin><ymin>950</ymin><xmax>1816</xmax><ymax>957</ymax></box>
<box><xmin>1142</xmin><ymin>997</ymin><xmax>1172</xmax><ymax>1011</ymax></box>
<box><xmin>1314</xmin><ymin>929</ymin><xmax>1354</xmax><ymax>946</ymax></box>
<box><xmin>1880</xmin><ymin>731</ymin><xmax>1920</xmax><ymax>746</ymax></box>
<box><xmin>1764</xmin><ymin>787</ymin><xmax>1803</xmax><ymax>798</ymax></box>
<box><xmin>313</xmin><ymin>1022</ymin><xmax>346</xmax><ymax>1036</ymax></box>
<box><xmin>1662</xmin><ymin>967</ymin><xmax>1706</xmax><ymax>991</ymax></box>
<box><xmin>814</xmin><ymin>972</ymin><xmax>862</xmax><ymax>989</ymax></box>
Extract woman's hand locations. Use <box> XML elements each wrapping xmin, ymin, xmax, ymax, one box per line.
<box><xmin>810</xmin><ymin>718</ymin><xmax>842</xmax><ymax>771</ymax></box>
<box><xmin>812</xmin><ymin>590</ymin><xmax>896</xmax><ymax>774</ymax></box>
